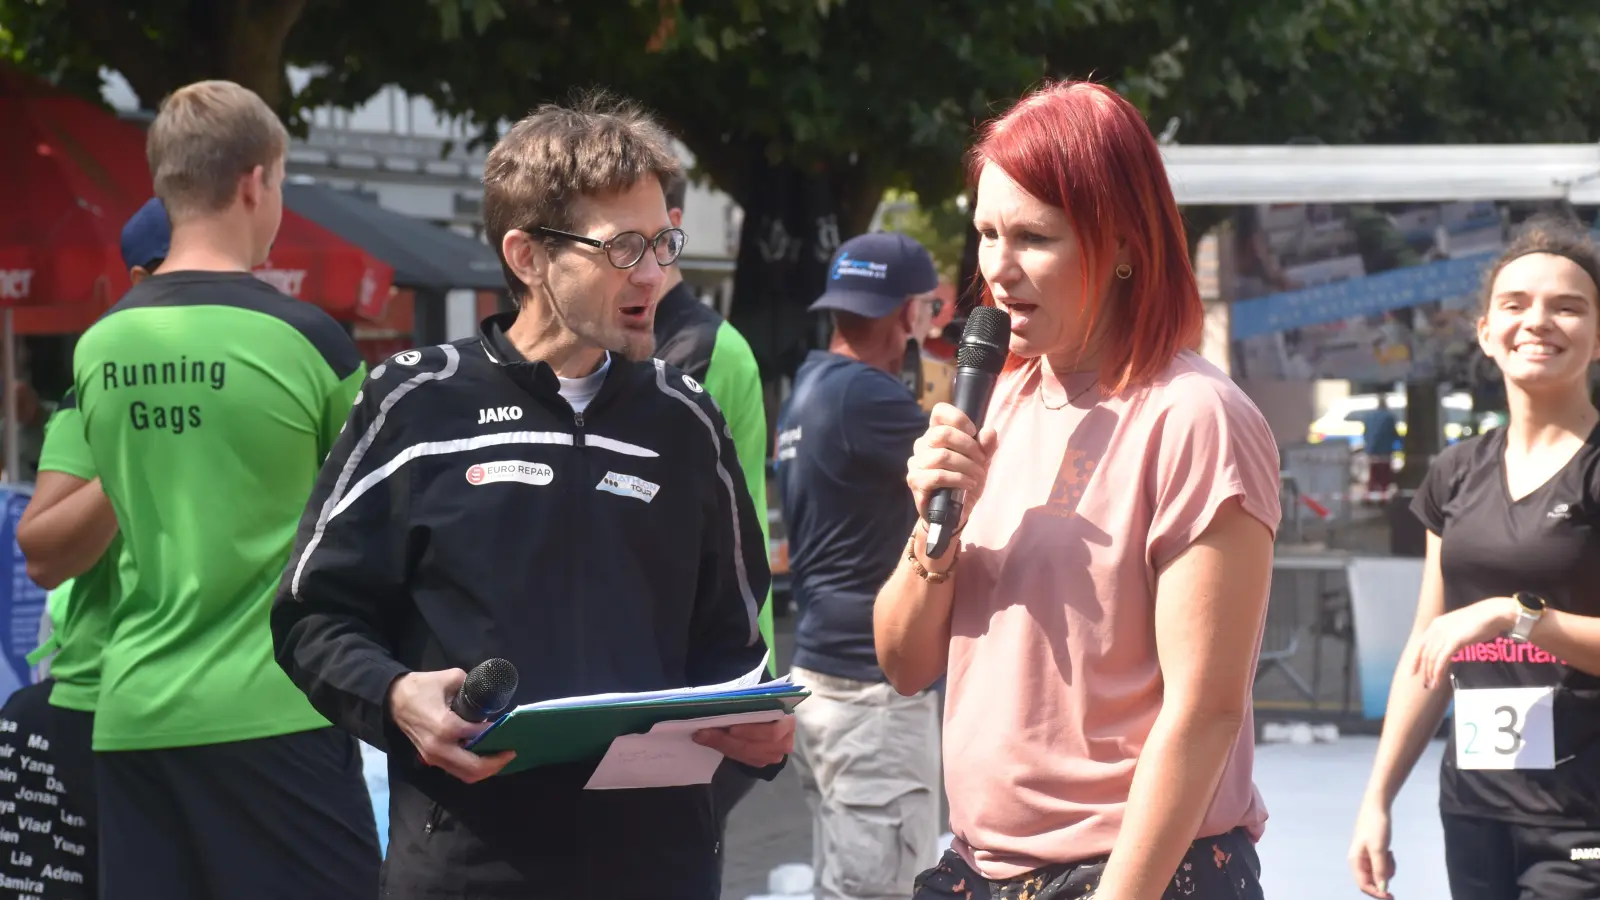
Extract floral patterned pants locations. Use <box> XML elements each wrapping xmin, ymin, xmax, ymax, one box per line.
<box><xmin>910</xmin><ymin>827</ymin><xmax>1265</xmax><ymax>900</ymax></box>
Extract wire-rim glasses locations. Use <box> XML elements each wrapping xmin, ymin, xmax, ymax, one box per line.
<box><xmin>526</xmin><ymin>226</ymin><xmax>686</xmax><ymax>269</ymax></box>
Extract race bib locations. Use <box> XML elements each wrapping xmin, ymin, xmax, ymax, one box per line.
<box><xmin>1453</xmin><ymin>686</ymin><xmax>1556</xmax><ymax>770</ymax></box>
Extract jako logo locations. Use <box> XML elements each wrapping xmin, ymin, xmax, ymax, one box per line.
<box><xmin>478</xmin><ymin>406</ymin><xmax>524</xmax><ymax>424</ymax></box>
<box><xmin>0</xmin><ymin>270</ymin><xmax>33</xmax><ymax>302</ymax></box>
<box><xmin>1573</xmin><ymin>847</ymin><xmax>1600</xmax><ymax>861</ymax></box>
<box><xmin>1549</xmin><ymin>502</ymin><xmax>1573</xmax><ymax>520</ymax></box>
<box><xmin>466</xmin><ymin>461</ymin><xmax>553</xmax><ymax>487</ymax></box>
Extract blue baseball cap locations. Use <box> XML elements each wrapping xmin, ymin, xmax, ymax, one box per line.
<box><xmin>809</xmin><ymin>231</ymin><xmax>939</xmax><ymax>319</ymax></box>
<box><xmin>121</xmin><ymin>197</ymin><xmax>171</xmax><ymax>271</ymax></box>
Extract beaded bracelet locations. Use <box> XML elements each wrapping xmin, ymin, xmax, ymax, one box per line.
<box><xmin>904</xmin><ymin>520</ymin><xmax>961</xmax><ymax>583</ymax></box>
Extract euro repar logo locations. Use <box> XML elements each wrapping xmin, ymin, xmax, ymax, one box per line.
<box><xmin>100</xmin><ymin>357</ymin><xmax>227</xmax><ymax>435</ymax></box>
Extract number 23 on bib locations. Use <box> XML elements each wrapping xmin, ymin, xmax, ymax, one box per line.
<box><xmin>1453</xmin><ymin>684</ymin><xmax>1557</xmax><ymax>770</ymax></box>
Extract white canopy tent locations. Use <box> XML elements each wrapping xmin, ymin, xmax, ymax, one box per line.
<box><xmin>1159</xmin><ymin>143</ymin><xmax>1600</xmax><ymax>206</ymax></box>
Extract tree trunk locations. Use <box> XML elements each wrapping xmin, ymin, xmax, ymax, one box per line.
<box><xmin>63</xmin><ymin>0</ymin><xmax>307</xmax><ymax>115</ymax></box>
<box><xmin>1183</xmin><ymin>206</ymin><xmax>1231</xmax><ymax>263</ymax></box>
<box><xmin>722</xmin><ymin>146</ymin><xmax>891</xmax><ymax>381</ymax></box>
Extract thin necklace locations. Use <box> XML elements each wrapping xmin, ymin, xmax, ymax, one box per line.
<box><xmin>1040</xmin><ymin>377</ymin><xmax>1098</xmax><ymax>410</ymax></box>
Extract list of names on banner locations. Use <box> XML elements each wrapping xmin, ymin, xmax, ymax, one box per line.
<box><xmin>0</xmin><ymin>717</ymin><xmax>87</xmax><ymax>899</ymax></box>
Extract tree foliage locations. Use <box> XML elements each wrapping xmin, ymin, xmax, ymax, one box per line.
<box><xmin>878</xmin><ymin>190</ymin><xmax>970</xmax><ymax>283</ymax></box>
<box><xmin>1</xmin><ymin>0</ymin><xmax>312</xmax><ymax>112</ymax></box>
<box><xmin>1101</xmin><ymin>0</ymin><xmax>1600</xmax><ymax>147</ymax></box>
<box><xmin>11</xmin><ymin>0</ymin><xmax>1600</xmax><ymax>213</ymax></box>
<box><xmin>286</xmin><ymin>0</ymin><xmax>1127</xmax><ymax>235</ymax></box>
<box><xmin>0</xmin><ymin>0</ymin><xmax>510</xmax><ymax>117</ymax></box>
<box><xmin>0</xmin><ymin>0</ymin><xmax>108</xmax><ymax>101</ymax></box>
<box><xmin>9</xmin><ymin>0</ymin><xmax>1600</xmax><ymax>350</ymax></box>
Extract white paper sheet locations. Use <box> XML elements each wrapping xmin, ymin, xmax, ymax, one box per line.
<box><xmin>583</xmin><ymin>708</ymin><xmax>788</xmax><ymax>790</ymax></box>
<box><xmin>517</xmin><ymin>650</ymin><xmax>781</xmax><ymax>712</ymax></box>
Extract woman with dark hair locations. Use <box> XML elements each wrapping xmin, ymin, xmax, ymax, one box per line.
<box><xmin>1350</xmin><ymin>215</ymin><xmax>1600</xmax><ymax>900</ymax></box>
<box><xmin>874</xmin><ymin>80</ymin><xmax>1281</xmax><ymax>900</ymax></box>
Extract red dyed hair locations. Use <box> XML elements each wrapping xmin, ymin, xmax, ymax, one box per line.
<box><xmin>967</xmin><ymin>80</ymin><xmax>1202</xmax><ymax>392</ymax></box>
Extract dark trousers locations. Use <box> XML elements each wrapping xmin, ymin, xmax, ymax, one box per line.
<box><xmin>97</xmin><ymin>727</ymin><xmax>381</xmax><ymax>900</ymax></box>
<box><xmin>0</xmin><ymin>681</ymin><xmax>97</xmax><ymax>899</ymax></box>
<box><xmin>1443</xmin><ymin>811</ymin><xmax>1600</xmax><ymax>900</ymax></box>
<box><xmin>712</xmin><ymin>761</ymin><xmax>757</xmax><ymax>877</ymax></box>
<box><xmin>912</xmin><ymin>827</ymin><xmax>1263</xmax><ymax>900</ymax></box>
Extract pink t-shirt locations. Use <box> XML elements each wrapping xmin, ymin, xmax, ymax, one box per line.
<box><xmin>944</xmin><ymin>350</ymin><xmax>1282</xmax><ymax>880</ymax></box>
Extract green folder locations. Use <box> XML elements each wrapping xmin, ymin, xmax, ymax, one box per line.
<box><xmin>468</xmin><ymin>687</ymin><xmax>810</xmax><ymax>777</ymax></box>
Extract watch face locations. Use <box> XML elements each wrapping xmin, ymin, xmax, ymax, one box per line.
<box><xmin>1517</xmin><ymin>591</ymin><xmax>1547</xmax><ymax>612</ymax></box>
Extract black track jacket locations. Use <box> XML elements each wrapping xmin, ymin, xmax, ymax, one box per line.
<box><xmin>271</xmin><ymin>313</ymin><xmax>776</xmax><ymax>899</ymax></box>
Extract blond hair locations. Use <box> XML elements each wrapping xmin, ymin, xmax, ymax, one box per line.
<box><xmin>147</xmin><ymin>80</ymin><xmax>288</xmax><ymax>219</ymax></box>
<box><xmin>482</xmin><ymin>89</ymin><xmax>681</xmax><ymax>300</ymax></box>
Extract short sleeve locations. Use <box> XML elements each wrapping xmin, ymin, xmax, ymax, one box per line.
<box><xmin>37</xmin><ymin>392</ymin><xmax>96</xmax><ymax>481</ymax></box>
<box><xmin>842</xmin><ymin>369</ymin><xmax>928</xmax><ymax>476</ymax></box>
<box><xmin>319</xmin><ymin>362</ymin><xmax>367</xmax><ymax>463</ymax></box>
<box><xmin>1145</xmin><ymin>380</ymin><xmax>1282</xmax><ymax>571</ymax></box>
<box><xmin>1410</xmin><ymin>440</ymin><xmax>1470</xmax><ymax>535</ymax></box>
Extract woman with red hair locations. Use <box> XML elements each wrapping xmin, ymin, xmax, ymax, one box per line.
<box><xmin>875</xmin><ymin>80</ymin><xmax>1281</xmax><ymax>900</ymax></box>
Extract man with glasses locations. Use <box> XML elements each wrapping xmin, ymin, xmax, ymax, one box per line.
<box><xmin>272</xmin><ymin>91</ymin><xmax>790</xmax><ymax>898</ymax></box>
<box><xmin>774</xmin><ymin>231</ymin><xmax>943</xmax><ymax>900</ymax></box>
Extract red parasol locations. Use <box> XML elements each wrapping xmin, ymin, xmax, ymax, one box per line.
<box><xmin>0</xmin><ymin>65</ymin><xmax>393</xmax><ymax>320</ymax></box>
<box><xmin>0</xmin><ymin>66</ymin><xmax>148</xmax><ymax>309</ymax></box>
<box><xmin>254</xmin><ymin>214</ymin><xmax>393</xmax><ymax>321</ymax></box>
<box><xmin>0</xmin><ymin>65</ymin><xmax>395</xmax><ymax>481</ymax></box>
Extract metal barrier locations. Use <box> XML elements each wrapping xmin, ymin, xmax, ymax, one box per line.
<box><xmin>1259</xmin><ymin>553</ymin><xmax>1359</xmax><ymax>716</ymax></box>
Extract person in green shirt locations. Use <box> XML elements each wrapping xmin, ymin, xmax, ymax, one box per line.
<box><xmin>651</xmin><ymin>168</ymin><xmax>778</xmax><ymax>859</ymax></box>
<box><xmin>8</xmin><ymin>393</ymin><xmax>121</xmax><ymax>896</ymax></box>
<box><xmin>653</xmin><ymin>169</ymin><xmax>776</xmax><ymax>661</ymax></box>
<box><xmin>24</xmin><ymin>393</ymin><xmax>119</xmax><ymax>710</ymax></box>
<box><xmin>68</xmin><ymin>80</ymin><xmax>379</xmax><ymax>899</ymax></box>
<box><xmin>10</xmin><ymin>194</ymin><xmax>171</xmax><ymax>897</ymax></box>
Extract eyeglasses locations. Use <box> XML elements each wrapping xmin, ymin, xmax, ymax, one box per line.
<box><xmin>525</xmin><ymin>226</ymin><xmax>686</xmax><ymax>269</ymax></box>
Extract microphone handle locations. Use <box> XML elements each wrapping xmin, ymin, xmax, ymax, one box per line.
<box><xmin>923</xmin><ymin>366</ymin><xmax>997</xmax><ymax>559</ymax></box>
<box><xmin>450</xmin><ymin>685</ymin><xmax>485</xmax><ymax>723</ymax></box>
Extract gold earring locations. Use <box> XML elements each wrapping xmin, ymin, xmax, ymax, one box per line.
<box><xmin>1115</xmin><ymin>263</ymin><xmax>1132</xmax><ymax>280</ymax></box>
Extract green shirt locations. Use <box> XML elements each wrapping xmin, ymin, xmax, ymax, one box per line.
<box><xmin>32</xmin><ymin>392</ymin><xmax>119</xmax><ymax>712</ymax></box>
<box><xmin>652</xmin><ymin>284</ymin><xmax>777</xmax><ymax>673</ymax></box>
<box><xmin>72</xmin><ymin>271</ymin><xmax>366</xmax><ymax>750</ymax></box>
<box><xmin>702</xmin><ymin>320</ymin><xmax>776</xmax><ymax>671</ymax></box>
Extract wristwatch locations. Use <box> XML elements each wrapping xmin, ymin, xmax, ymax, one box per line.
<box><xmin>1509</xmin><ymin>591</ymin><xmax>1547</xmax><ymax>642</ymax></box>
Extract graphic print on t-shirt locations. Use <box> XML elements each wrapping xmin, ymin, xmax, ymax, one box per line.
<box><xmin>1413</xmin><ymin>425</ymin><xmax>1600</xmax><ymax>825</ymax></box>
<box><xmin>1042</xmin><ymin>403</ymin><xmax>1117</xmax><ymax>521</ymax></box>
<box><xmin>1045</xmin><ymin>448</ymin><xmax>1098</xmax><ymax>517</ymax></box>
<box><xmin>0</xmin><ymin>693</ymin><xmax>92</xmax><ymax>898</ymax></box>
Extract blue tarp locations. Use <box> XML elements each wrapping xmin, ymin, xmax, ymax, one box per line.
<box><xmin>1230</xmin><ymin>250</ymin><xmax>1497</xmax><ymax>340</ymax></box>
<box><xmin>0</xmin><ymin>486</ymin><xmax>47</xmax><ymax>699</ymax></box>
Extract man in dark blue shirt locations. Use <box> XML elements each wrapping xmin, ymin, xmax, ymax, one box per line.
<box><xmin>775</xmin><ymin>231</ymin><xmax>941</xmax><ymax>900</ymax></box>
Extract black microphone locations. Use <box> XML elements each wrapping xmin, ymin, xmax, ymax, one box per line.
<box><xmin>451</xmin><ymin>658</ymin><xmax>519</xmax><ymax>723</ymax></box>
<box><xmin>924</xmin><ymin>306</ymin><xmax>1010</xmax><ymax>559</ymax></box>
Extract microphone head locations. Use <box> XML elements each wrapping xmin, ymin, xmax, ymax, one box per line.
<box><xmin>461</xmin><ymin>658</ymin><xmax>519</xmax><ymax>719</ymax></box>
<box><xmin>955</xmin><ymin>306</ymin><xmax>1011</xmax><ymax>374</ymax></box>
